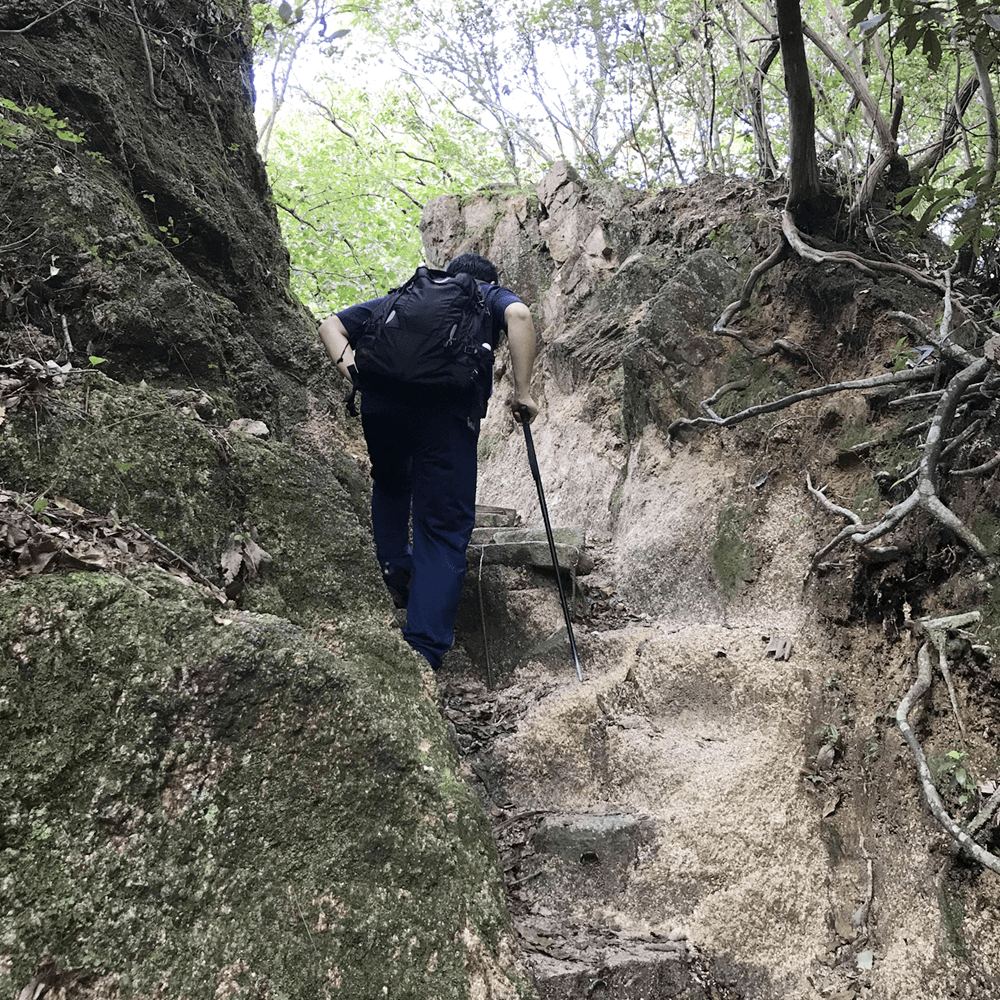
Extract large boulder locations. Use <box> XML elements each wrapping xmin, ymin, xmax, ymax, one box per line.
<box><xmin>0</xmin><ymin>569</ymin><xmax>526</xmax><ymax>999</ymax></box>
<box><xmin>0</xmin><ymin>376</ymin><xmax>531</xmax><ymax>999</ymax></box>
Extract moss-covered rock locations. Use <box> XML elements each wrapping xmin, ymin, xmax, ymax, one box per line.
<box><xmin>0</xmin><ymin>374</ymin><xmax>379</xmax><ymax>625</ymax></box>
<box><xmin>0</xmin><ymin>568</ymin><xmax>529</xmax><ymax>998</ymax></box>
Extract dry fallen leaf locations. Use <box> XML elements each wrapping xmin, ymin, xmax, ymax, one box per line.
<box><xmin>53</xmin><ymin>497</ymin><xmax>85</xmax><ymax>515</ymax></box>
<box><xmin>221</xmin><ymin>526</ymin><xmax>273</xmax><ymax>587</ymax></box>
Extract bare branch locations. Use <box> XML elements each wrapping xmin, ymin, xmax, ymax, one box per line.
<box><xmin>802</xmin><ymin>21</ymin><xmax>895</xmax><ymax>152</ymax></box>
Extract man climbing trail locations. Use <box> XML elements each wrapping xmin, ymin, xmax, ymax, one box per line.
<box><xmin>319</xmin><ymin>253</ymin><xmax>539</xmax><ymax>670</ymax></box>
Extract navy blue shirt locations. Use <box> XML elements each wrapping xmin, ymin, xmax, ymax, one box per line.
<box><xmin>337</xmin><ymin>279</ymin><xmax>523</xmax><ymax>415</ymax></box>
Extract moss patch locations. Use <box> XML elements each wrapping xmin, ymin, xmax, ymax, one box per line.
<box><xmin>710</xmin><ymin>503</ymin><xmax>756</xmax><ymax>599</ymax></box>
<box><xmin>0</xmin><ymin>570</ymin><xmax>525</xmax><ymax>999</ymax></box>
<box><xmin>0</xmin><ymin>376</ymin><xmax>381</xmax><ymax>625</ymax></box>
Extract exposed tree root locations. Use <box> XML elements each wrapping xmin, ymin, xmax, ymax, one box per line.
<box><xmin>668</xmin><ymin>364</ymin><xmax>938</xmax><ymax>437</ymax></box>
<box><xmin>692</xmin><ymin>208</ymin><xmax>999</xmax><ymax>574</ymax></box>
<box><xmin>780</xmin><ymin>211</ymin><xmax>945</xmax><ymax>291</ymax></box>
<box><xmin>804</xmin><ymin>355</ymin><xmax>994</xmax><ymax>573</ymax></box>
<box><xmin>715</xmin><ymin>239</ymin><xmax>791</xmax><ymax>331</ymax></box>
<box><xmin>696</xmin><ymin>190</ymin><xmax>1000</xmax><ymax>878</ymax></box>
<box><xmin>897</xmin><ymin>638</ymin><xmax>1000</xmax><ymax>875</ymax></box>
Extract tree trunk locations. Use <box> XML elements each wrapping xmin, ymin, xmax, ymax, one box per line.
<box><xmin>774</xmin><ymin>0</ymin><xmax>822</xmax><ymax>213</ymax></box>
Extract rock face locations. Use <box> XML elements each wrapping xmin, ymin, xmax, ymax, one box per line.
<box><xmin>429</xmin><ymin>166</ymin><xmax>1000</xmax><ymax>999</ymax></box>
<box><xmin>1</xmin><ymin>570</ymin><xmax>516</xmax><ymax>999</ymax></box>
<box><xmin>0</xmin><ymin>0</ymin><xmax>325</xmax><ymax>434</ymax></box>
<box><xmin>0</xmin><ymin>4</ymin><xmax>530</xmax><ymax>998</ymax></box>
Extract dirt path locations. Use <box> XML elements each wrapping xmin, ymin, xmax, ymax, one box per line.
<box><xmin>439</xmin><ymin>539</ymin><xmax>998</xmax><ymax>999</ymax></box>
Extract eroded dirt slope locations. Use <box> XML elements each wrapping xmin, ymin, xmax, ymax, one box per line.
<box><xmin>429</xmin><ymin>166</ymin><xmax>1000</xmax><ymax>1000</ymax></box>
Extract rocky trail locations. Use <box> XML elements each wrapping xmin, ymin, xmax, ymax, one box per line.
<box><xmin>425</xmin><ymin>384</ymin><xmax>998</xmax><ymax>1000</ymax></box>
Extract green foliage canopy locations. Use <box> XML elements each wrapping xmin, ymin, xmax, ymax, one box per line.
<box><xmin>265</xmin><ymin>86</ymin><xmax>509</xmax><ymax>313</ymax></box>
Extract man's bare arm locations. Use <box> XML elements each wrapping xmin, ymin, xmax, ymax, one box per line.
<box><xmin>318</xmin><ymin>314</ymin><xmax>355</xmax><ymax>381</ymax></box>
<box><xmin>504</xmin><ymin>301</ymin><xmax>539</xmax><ymax>423</ymax></box>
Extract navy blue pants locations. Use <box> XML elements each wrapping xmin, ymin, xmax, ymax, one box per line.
<box><xmin>361</xmin><ymin>394</ymin><xmax>479</xmax><ymax>669</ymax></box>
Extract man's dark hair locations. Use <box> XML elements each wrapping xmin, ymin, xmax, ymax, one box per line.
<box><xmin>445</xmin><ymin>253</ymin><xmax>499</xmax><ymax>284</ymax></box>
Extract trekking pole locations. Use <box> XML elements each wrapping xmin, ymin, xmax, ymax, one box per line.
<box><xmin>518</xmin><ymin>411</ymin><xmax>584</xmax><ymax>682</ymax></box>
<box><xmin>477</xmin><ymin>545</ymin><xmax>494</xmax><ymax>690</ymax></box>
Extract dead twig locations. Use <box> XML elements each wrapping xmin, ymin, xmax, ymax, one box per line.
<box><xmin>130</xmin><ymin>523</ymin><xmax>227</xmax><ymax>603</ymax></box>
<box><xmin>494</xmin><ymin>808</ymin><xmax>553</xmax><ymax>834</ymax></box>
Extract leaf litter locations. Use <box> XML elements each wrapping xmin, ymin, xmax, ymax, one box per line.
<box><xmin>0</xmin><ymin>488</ymin><xmax>227</xmax><ymax>603</ymax></box>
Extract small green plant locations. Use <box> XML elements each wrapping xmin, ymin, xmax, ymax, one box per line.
<box><xmin>930</xmin><ymin>749</ymin><xmax>975</xmax><ymax>806</ymax></box>
<box><xmin>816</xmin><ymin>723</ymin><xmax>839</xmax><ymax>745</ymax></box>
<box><xmin>707</xmin><ymin>223</ymin><xmax>729</xmax><ymax>245</ymax></box>
<box><xmin>0</xmin><ymin>96</ymin><xmax>84</xmax><ymax>147</ymax></box>
<box><xmin>157</xmin><ymin>216</ymin><xmax>181</xmax><ymax>246</ymax></box>
<box><xmin>889</xmin><ymin>336</ymin><xmax>910</xmax><ymax>372</ymax></box>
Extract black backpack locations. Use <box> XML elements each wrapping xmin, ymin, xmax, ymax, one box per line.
<box><xmin>346</xmin><ymin>266</ymin><xmax>495</xmax><ymax>414</ymax></box>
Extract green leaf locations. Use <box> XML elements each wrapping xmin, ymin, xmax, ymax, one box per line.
<box><xmin>115</xmin><ymin>460</ymin><xmax>135</xmax><ymax>473</ymax></box>
<box><xmin>922</xmin><ymin>28</ymin><xmax>942</xmax><ymax>71</ymax></box>
<box><xmin>848</xmin><ymin>0</ymin><xmax>875</xmax><ymax>28</ymax></box>
<box><xmin>33</xmin><ymin>496</ymin><xmax>49</xmax><ymax>514</ymax></box>
<box><xmin>88</xmin><ymin>355</ymin><xmax>106</xmax><ymax>365</ymax></box>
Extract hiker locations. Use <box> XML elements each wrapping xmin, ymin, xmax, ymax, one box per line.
<box><xmin>318</xmin><ymin>253</ymin><xmax>539</xmax><ymax>670</ymax></box>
